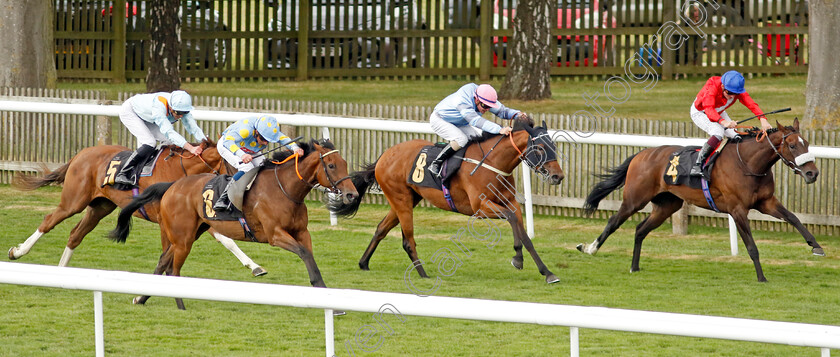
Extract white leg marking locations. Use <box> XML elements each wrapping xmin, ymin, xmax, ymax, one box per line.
<box><xmin>11</xmin><ymin>230</ymin><xmax>45</xmax><ymax>258</ymax></box>
<box><xmin>59</xmin><ymin>247</ymin><xmax>74</xmax><ymax>267</ymax></box>
<box><xmin>214</xmin><ymin>232</ymin><xmax>260</xmax><ymax>270</ymax></box>
<box><xmin>584</xmin><ymin>239</ymin><xmax>599</xmax><ymax>255</ymax></box>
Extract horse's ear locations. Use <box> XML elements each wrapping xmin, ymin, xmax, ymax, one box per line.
<box><xmin>541</xmin><ymin>119</ymin><xmax>547</xmax><ymax>129</ymax></box>
<box><xmin>793</xmin><ymin>117</ymin><xmax>800</xmax><ymax>131</ymax></box>
<box><xmin>776</xmin><ymin>120</ymin><xmax>787</xmax><ymax>133</ymax></box>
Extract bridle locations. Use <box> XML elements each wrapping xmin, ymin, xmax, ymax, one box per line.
<box><xmin>735</xmin><ymin>130</ymin><xmax>815</xmax><ymax>177</ymax></box>
<box><xmin>163</xmin><ymin>145</ymin><xmax>223</xmax><ymax>176</ymax></box>
<box><xmin>274</xmin><ymin>148</ymin><xmax>350</xmax><ymax>204</ymax></box>
<box><xmin>510</xmin><ymin>129</ymin><xmax>557</xmax><ymax>175</ymax></box>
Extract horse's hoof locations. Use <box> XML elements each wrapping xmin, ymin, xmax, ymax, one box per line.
<box><xmin>545</xmin><ymin>274</ymin><xmax>560</xmax><ymax>284</ymax></box>
<box><xmin>132</xmin><ymin>296</ymin><xmax>145</xmax><ymax>305</ymax></box>
<box><xmin>575</xmin><ymin>244</ymin><xmax>584</xmax><ymax>252</ymax></box>
<box><xmin>358</xmin><ymin>262</ymin><xmax>370</xmax><ymax>271</ymax></box>
<box><xmin>510</xmin><ymin>258</ymin><xmax>523</xmax><ymax>270</ymax></box>
<box><xmin>8</xmin><ymin>247</ymin><xmax>18</xmax><ymax>260</ymax></box>
<box><xmin>333</xmin><ymin>310</ymin><xmax>347</xmax><ymax>316</ymax></box>
<box><xmin>252</xmin><ymin>267</ymin><xmax>268</xmax><ymax>277</ymax></box>
<box><xmin>812</xmin><ymin>247</ymin><xmax>825</xmax><ymax>256</ymax></box>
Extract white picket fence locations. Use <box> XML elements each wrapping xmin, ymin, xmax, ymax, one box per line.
<box><xmin>1</xmin><ymin>262</ymin><xmax>839</xmax><ymax>357</ymax></box>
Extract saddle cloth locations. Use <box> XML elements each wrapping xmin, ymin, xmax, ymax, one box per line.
<box><xmin>407</xmin><ymin>144</ymin><xmax>468</xmax><ymax>190</ymax></box>
<box><xmin>201</xmin><ymin>175</ymin><xmax>244</xmax><ymax>221</ymax></box>
<box><xmin>663</xmin><ymin>146</ymin><xmax>721</xmax><ymax>189</ymax></box>
<box><xmin>101</xmin><ymin>148</ymin><xmax>165</xmax><ymax>190</ymax></box>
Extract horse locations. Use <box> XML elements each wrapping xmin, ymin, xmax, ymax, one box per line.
<box><xmin>9</xmin><ymin>139</ymin><xmax>268</xmax><ymax>276</ymax></box>
<box><xmin>109</xmin><ymin>139</ymin><xmax>358</xmax><ymax>309</ymax></box>
<box><xmin>341</xmin><ymin>116</ymin><xmax>565</xmax><ymax>284</ymax></box>
<box><xmin>577</xmin><ymin>119</ymin><xmax>821</xmax><ymax>282</ymax></box>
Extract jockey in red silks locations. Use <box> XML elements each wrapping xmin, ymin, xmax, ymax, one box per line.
<box><xmin>689</xmin><ymin>70</ymin><xmax>774</xmax><ymax>177</ymax></box>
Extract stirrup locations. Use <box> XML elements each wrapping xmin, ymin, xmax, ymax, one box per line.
<box><xmin>689</xmin><ymin>165</ymin><xmax>703</xmax><ymax>177</ymax></box>
<box><xmin>428</xmin><ymin>163</ymin><xmax>442</xmax><ymax>177</ymax></box>
<box><xmin>213</xmin><ymin>197</ymin><xmax>231</xmax><ymax>211</ymax></box>
<box><xmin>114</xmin><ymin>173</ymin><xmax>135</xmax><ymax>185</ymax></box>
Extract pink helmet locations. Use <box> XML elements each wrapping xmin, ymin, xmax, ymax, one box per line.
<box><xmin>475</xmin><ymin>84</ymin><xmax>500</xmax><ymax>109</ymax></box>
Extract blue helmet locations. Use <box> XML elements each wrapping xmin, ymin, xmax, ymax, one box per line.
<box><xmin>721</xmin><ymin>70</ymin><xmax>745</xmax><ymax>94</ymax></box>
<box><xmin>169</xmin><ymin>90</ymin><xmax>194</xmax><ymax>112</ymax></box>
<box><xmin>255</xmin><ymin>115</ymin><xmax>281</xmax><ymax>143</ymax></box>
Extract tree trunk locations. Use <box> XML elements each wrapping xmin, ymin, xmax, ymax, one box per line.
<box><xmin>804</xmin><ymin>0</ymin><xmax>840</xmax><ymax>129</ymax></box>
<box><xmin>498</xmin><ymin>0</ymin><xmax>552</xmax><ymax>101</ymax></box>
<box><xmin>146</xmin><ymin>0</ymin><xmax>181</xmax><ymax>92</ymax></box>
<box><xmin>0</xmin><ymin>0</ymin><xmax>56</xmax><ymax>88</ymax></box>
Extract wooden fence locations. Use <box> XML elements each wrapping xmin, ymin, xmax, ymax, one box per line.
<box><xmin>2</xmin><ymin>88</ymin><xmax>838</xmax><ymax>236</ymax></box>
<box><xmin>54</xmin><ymin>0</ymin><xmax>809</xmax><ymax>81</ymax></box>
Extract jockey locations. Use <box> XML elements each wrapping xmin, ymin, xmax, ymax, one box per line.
<box><xmin>115</xmin><ymin>90</ymin><xmax>207</xmax><ymax>186</ymax></box>
<box><xmin>427</xmin><ymin>83</ymin><xmax>527</xmax><ymax>177</ymax></box>
<box><xmin>690</xmin><ymin>70</ymin><xmax>774</xmax><ymax>177</ymax></box>
<box><xmin>213</xmin><ymin>115</ymin><xmax>303</xmax><ymax>211</ymax></box>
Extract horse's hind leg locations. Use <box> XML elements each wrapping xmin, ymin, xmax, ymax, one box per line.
<box><xmin>211</xmin><ymin>231</ymin><xmax>267</xmax><ymax>276</ymax></box>
<box><xmin>756</xmin><ymin>197</ymin><xmax>824</xmax><ymax>256</ymax></box>
<box><xmin>59</xmin><ymin>198</ymin><xmax>117</xmax><ymax>266</ymax></box>
<box><xmin>630</xmin><ymin>195</ymin><xmax>683</xmax><ymax>273</ymax></box>
<box><xmin>577</xmin><ymin>200</ymin><xmax>646</xmax><ymax>255</ymax></box>
<box><xmin>359</xmin><ymin>208</ymin><xmax>400</xmax><ymax>270</ymax></box>
<box><xmin>9</xmin><ymin>192</ymin><xmax>90</xmax><ymax>260</ymax></box>
<box><xmin>134</xmin><ymin>246</ymin><xmax>176</xmax><ymax>306</ymax></box>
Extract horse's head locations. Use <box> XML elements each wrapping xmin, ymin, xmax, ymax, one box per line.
<box><xmin>197</xmin><ymin>138</ymin><xmax>231</xmax><ymax>175</ymax></box>
<box><xmin>773</xmin><ymin>118</ymin><xmax>819</xmax><ymax>184</ymax></box>
<box><xmin>515</xmin><ymin>118</ymin><xmax>564</xmax><ymax>185</ymax></box>
<box><xmin>310</xmin><ymin>139</ymin><xmax>359</xmax><ymax>209</ymax></box>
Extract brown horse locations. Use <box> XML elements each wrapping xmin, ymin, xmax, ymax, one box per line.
<box><xmin>577</xmin><ymin>119</ymin><xmax>821</xmax><ymax>282</ymax></box>
<box><xmin>109</xmin><ymin>139</ymin><xmax>358</xmax><ymax>309</ymax></box>
<box><xmin>341</xmin><ymin>117</ymin><xmax>565</xmax><ymax>284</ymax></box>
<box><xmin>9</xmin><ymin>140</ymin><xmax>267</xmax><ymax>276</ymax></box>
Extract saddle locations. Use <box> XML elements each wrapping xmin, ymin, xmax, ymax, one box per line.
<box><xmin>101</xmin><ymin>148</ymin><xmax>165</xmax><ymax>190</ymax></box>
<box><xmin>407</xmin><ymin>143</ymin><xmax>468</xmax><ymax>189</ymax></box>
<box><xmin>663</xmin><ymin>145</ymin><xmax>722</xmax><ymax>190</ymax></box>
<box><xmin>201</xmin><ymin>175</ymin><xmax>257</xmax><ymax>241</ymax></box>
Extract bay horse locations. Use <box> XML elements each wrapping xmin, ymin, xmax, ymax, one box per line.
<box><xmin>341</xmin><ymin>117</ymin><xmax>565</xmax><ymax>284</ymax></box>
<box><xmin>577</xmin><ymin>119</ymin><xmax>821</xmax><ymax>282</ymax></box>
<box><xmin>109</xmin><ymin>139</ymin><xmax>357</xmax><ymax>309</ymax></box>
<box><xmin>9</xmin><ymin>140</ymin><xmax>267</xmax><ymax>276</ymax></box>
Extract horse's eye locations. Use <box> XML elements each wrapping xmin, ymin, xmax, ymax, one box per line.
<box><xmin>789</xmin><ymin>144</ymin><xmax>796</xmax><ymax>150</ymax></box>
<box><xmin>328</xmin><ymin>163</ymin><xmax>336</xmax><ymax>169</ymax></box>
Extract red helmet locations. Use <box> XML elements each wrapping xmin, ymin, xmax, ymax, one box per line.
<box><xmin>475</xmin><ymin>84</ymin><xmax>500</xmax><ymax>109</ymax></box>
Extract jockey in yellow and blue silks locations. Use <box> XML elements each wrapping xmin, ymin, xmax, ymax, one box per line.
<box><xmin>214</xmin><ymin>115</ymin><xmax>303</xmax><ymax>211</ymax></box>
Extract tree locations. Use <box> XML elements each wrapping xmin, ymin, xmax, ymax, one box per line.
<box><xmin>804</xmin><ymin>0</ymin><xmax>840</xmax><ymax>129</ymax></box>
<box><xmin>0</xmin><ymin>0</ymin><xmax>56</xmax><ymax>88</ymax></box>
<box><xmin>146</xmin><ymin>0</ymin><xmax>181</xmax><ymax>92</ymax></box>
<box><xmin>498</xmin><ymin>0</ymin><xmax>552</xmax><ymax>101</ymax></box>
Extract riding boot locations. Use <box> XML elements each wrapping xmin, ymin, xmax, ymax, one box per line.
<box><xmin>213</xmin><ymin>180</ymin><xmax>234</xmax><ymax>211</ymax></box>
<box><xmin>690</xmin><ymin>142</ymin><xmax>715</xmax><ymax>177</ymax></box>
<box><xmin>114</xmin><ymin>144</ymin><xmax>155</xmax><ymax>186</ymax></box>
<box><xmin>428</xmin><ymin>144</ymin><xmax>457</xmax><ymax>177</ymax></box>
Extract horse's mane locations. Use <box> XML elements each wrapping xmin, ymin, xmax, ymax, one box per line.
<box><xmin>160</xmin><ymin>138</ymin><xmax>218</xmax><ymax>152</ymax></box>
<box><xmin>263</xmin><ymin>138</ymin><xmax>333</xmax><ymax>169</ymax></box>
<box><xmin>467</xmin><ymin>114</ymin><xmax>536</xmax><ymax>145</ymax></box>
<box><xmin>738</xmin><ymin>125</ymin><xmax>793</xmax><ymax>139</ymax></box>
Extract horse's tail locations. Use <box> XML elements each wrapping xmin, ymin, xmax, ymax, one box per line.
<box><xmin>12</xmin><ymin>162</ymin><xmax>71</xmax><ymax>191</ymax></box>
<box><xmin>333</xmin><ymin>160</ymin><xmax>379</xmax><ymax>218</ymax></box>
<box><xmin>109</xmin><ymin>182</ymin><xmax>174</xmax><ymax>243</ymax></box>
<box><xmin>583</xmin><ymin>153</ymin><xmax>637</xmax><ymax>216</ymax></box>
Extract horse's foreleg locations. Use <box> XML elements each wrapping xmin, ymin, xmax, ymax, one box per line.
<box><xmin>630</xmin><ymin>199</ymin><xmax>683</xmax><ymax>273</ymax></box>
<box><xmin>488</xmin><ymin>201</ymin><xmax>558</xmax><ymax>284</ymax></box>
<box><xmin>212</xmin><ymin>231</ymin><xmax>267</xmax><ymax>276</ymax></box>
<box><xmin>359</xmin><ymin>209</ymin><xmax>400</xmax><ymax>271</ymax></box>
<box><xmin>273</xmin><ymin>229</ymin><xmax>327</xmax><ymax>288</ymax></box>
<box><xmin>730</xmin><ymin>209</ymin><xmax>766</xmax><ymax>282</ymax></box>
<box><xmin>59</xmin><ymin>201</ymin><xmax>116</xmax><ymax>267</ymax></box>
<box><xmin>577</xmin><ymin>202</ymin><xmax>639</xmax><ymax>256</ymax></box>
<box><xmin>756</xmin><ymin>197</ymin><xmax>824</xmax><ymax>256</ymax></box>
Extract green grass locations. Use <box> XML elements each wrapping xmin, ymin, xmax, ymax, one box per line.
<box><xmin>1</xmin><ymin>184</ymin><xmax>839</xmax><ymax>356</ymax></box>
<box><xmin>58</xmin><ymin>75</ymin><xmax>808</xmax><ymax>124</ymax></box>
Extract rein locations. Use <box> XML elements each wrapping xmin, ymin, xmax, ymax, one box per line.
<box><xmin>271</xmin><ymin>149</ymin><xmax>350</xmax><ymax>205</ymax></box>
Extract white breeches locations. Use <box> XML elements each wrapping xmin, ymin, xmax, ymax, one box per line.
<box><xmin>217</xmin><ymin>140</ymin><xmax>264</xmax><ymax>173</ymax></box>
<box><xmin>690</xmin><ymin>104</ymin><xmax>737</xmax><ymax>139</ymax></box>
<box><xmin>119</xmin><ymin>101</ymin><xmax>171</xmax><ymax>148</ymax></box>
<box><xmin>429</xmin><ymin>112</ymin><xmax>483</xmax><ymax>148</ymax></box>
